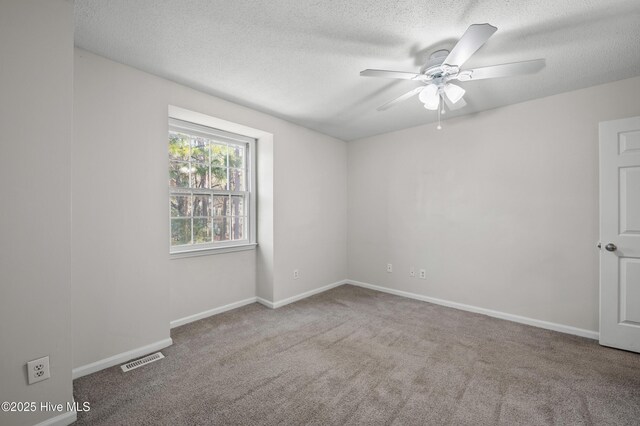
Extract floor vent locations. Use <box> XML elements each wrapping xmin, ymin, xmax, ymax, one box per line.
<box><xmin>121</xmin><ymin>352</ymin><xmax>165</xmax><ymax>372</ymax></box>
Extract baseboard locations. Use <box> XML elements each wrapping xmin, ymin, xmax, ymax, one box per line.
<box><xmin>72</xmin><ymin>338</ymin><xmax>173</xmax><ymax>379</ymax></box>
<box><xmin>348</xmin><ymin>280</ymin><xmax>599</xmax><ymax>340</ymax></box>
<box><xmin>170</xmin><ymin>297</ymin><xmax>258</xmax><ymax>328</ymax></box>
<box><xmin>257</xmin><ymin>279</ymin><xmax>348</xmax><ymax>309</ymax></box>
<box><xmin>33</xmin><ymin>406</ymin><xmax>77</xmax><ymax>426</ymax></box>
<box><xmin>256</xmin><ymin>297</ymin><xmax>275</xmax><ymax>309</ymax></box>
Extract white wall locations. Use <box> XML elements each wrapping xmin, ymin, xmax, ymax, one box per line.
<box><xmin>257</xmin><ymin>135</ymin><xmax>275</xmax><ymax>302</ymax></box>
<box><xmin>273</xmin><ymin>126</ymin><xmax>348</xmax><ymax>301</ymax></box>
<box><xmin>73</xmin><ymin>49</ymin><xmax>348</xmax><ymax>369</ymax></box>
<box><xmin>0</xmin><ymin>1</ymin><xmax>75</xmax><ymax>425</ymax></box>
<box><xmin>348</xmin><ymin>76</ymin><xmax>640</xmax><ymax>333</ymax></box>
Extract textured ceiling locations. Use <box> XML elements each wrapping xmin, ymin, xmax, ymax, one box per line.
<box><xmin>74</xmin><ymin>0</ymin><xmax>640</xmax><ymax>141</ymax></box>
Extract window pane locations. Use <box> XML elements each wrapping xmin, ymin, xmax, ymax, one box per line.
<box><xmin>171</xmin><ymin>218</ymin><xmax>191</xmax><ymax>246</ymax></box>
<box><xmin>231</xmin><ymin>217</ymin><xmax>245</xmax><ymax>240</ymax></box>
<box><xmin>169</xmin><ymin>132</ymin><xmax>190</xmax><ymax>161</ymax></box>
<box><xmin>193</xmin><ymin>218</ymin><xmax>212</xmax><ymax>243</ymax></box>
<box><xmin>193</xmin><ymin>194</ymin><xmax>211</xmax><ymax>217</ymax></box>
<box><xmin>229</xmin><ymin>168</ymin><xmax>244</xmax><ymax>191</ymax></box>
<box><xmin>170</xmin><ymin>194</ymin><xmax>191</xmax><ymax>217</ymax></box>
<box><xmin>228</xmin><ymin>144</ymin><xmax>245</xmax><ymax>168</ymax></box>
<box><xmin>192</xmin><ymin>163</ymin><xmax>210</xmax><ymax>189</ymax></box>
<box><xmin>211</xmin><ymin>144</ymin><xmax>228</xmax><ymax>167</ymax></box>
<box><xmin>169</xmin><ymin>161</ymin><xmax>191</xmax><ymax>188</ymax></box>
<box><xmin>213</xmin><ymin>217</ymin><xmax>230</xmax><ymax>241</ymax></box>
<box><xmin>190</xmin><ymin>137</ymin><xmax>208</xmax><ymax>163</ymax></box>
<box><xmin>212</xmin><ymin>195</ymin><xmax>229</xmax><ymax>216</ymax></box>
<box><xmin>229</xmin><ymin>195</ymin><xmax>245</xmax><ymax>216</ymax></box>
<box><xmin>169</xmin><ymin>122</ymin><xmax>253</xmax><ymax>252</ymax></box>
<box><xmin>211</xmin><ymin>167</ymin><xmax>228</xmax><ymax>190</ymax></box>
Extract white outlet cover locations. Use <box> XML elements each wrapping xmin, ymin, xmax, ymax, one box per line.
<box><xmin>387</xmin><ymin>264</ymin><xmax>393</xmax><ymax>273</ymax></box>
<box><xmin>293</xmin><ymin>269</ymin><xmax>300</xmax><ymax>279</ymax></box>
<box><xmin>409</xmin><ymin>267</ymin><xmax>415</xmax><ymax>277</ymax></box>
<box><xmin>27</xmin><ymin>356</ymin><xmax>50</xmax><ymax>384</ymax></box>
<box><xmin>419</xmin><ymin>269</ymin><xmax>426</xmax><ymax>279</ymax></box>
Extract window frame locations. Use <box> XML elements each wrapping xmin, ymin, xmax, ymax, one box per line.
<box><xmin>168</xmin><ymin>117</ymin><xmax>257</xmax><ymax>255</ymax></box>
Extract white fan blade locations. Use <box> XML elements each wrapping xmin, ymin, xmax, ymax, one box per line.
<box><xmin>361</xmin><ymin>69</ymin><xmax>421</xmax><ymax>80</ymax></box>
<box><xmin>443</xmin><ymin>23</ymin><xmax>497</xmax><ymax>68</ymax></box>
<box><xmin>444</xmin><ymin>95</ymin><xmax>467</xmax><ymax>111</ymax></box>
<box><xmin>377</xmin><ymin>86</ymin><xmax>424</xmax><ymax>111</ymax></box>
<box><xmin>461</xmin><ymin>59</ymin><xmax>545</xmax><ymax>81</ymax></box>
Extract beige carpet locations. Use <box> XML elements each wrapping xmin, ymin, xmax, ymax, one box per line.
<box><xmin>73</xmin><ymin>285</ymin><xmax>640</xmax><ymax>425</ymax></box>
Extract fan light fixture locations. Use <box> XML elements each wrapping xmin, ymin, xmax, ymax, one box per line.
<box><xmin>419</xmin><ymin>84</ymin><xmax>439</xmax><ymax>110</ymax></box>
<box><xmin>443</xmin><ymin>83</ymin><xmax>465</xmax><ymax>104</ymax></box>
<box><xmin>360</xmin><ymin>23</ymin><xmax>546</xmax><ymax>130</ymax></box>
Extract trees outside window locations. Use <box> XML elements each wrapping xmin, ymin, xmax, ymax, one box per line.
<box><xmin>168</xmin><ymin>118</ymin><xmax>254</xmax><ymax>253</ymax></box>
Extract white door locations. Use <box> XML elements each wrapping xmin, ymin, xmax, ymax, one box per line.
<box><xmin>599</xmin><ymin>116</ymin><xmax>640</xmax><ymax>353</ymax></box>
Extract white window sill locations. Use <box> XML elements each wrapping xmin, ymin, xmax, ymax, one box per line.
<box><xmin>170</xmin><ymin>243</ymin><xmax>257</xmax><ymax>259</ymax></box>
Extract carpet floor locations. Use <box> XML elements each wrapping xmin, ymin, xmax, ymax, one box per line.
<box><xmin>73</xmin><ymin>285</ymin><xmax>640</xmax><ymax>425</ymax></box>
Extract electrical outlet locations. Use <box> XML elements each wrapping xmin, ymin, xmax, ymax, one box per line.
<box><xmin>27</xmin><ymin>356</ymin><xmax>50</xmax><ymax>384</ymax></box>
<box><xmin>409</xmin><ymin>267</ymin><xmax>415</xmax><ymax>277</ymax></box>
<box><xmin>293</xmin><ymin>269</ymin><xmax>300</xmax><ymax>279</ymax></box>
<box><xmin>419</xmin><ymin>269</ymin><xmax>426</xmax><ymax>279</ymax></box>
<box><xmin>386</xmin><ymin>263</ymin><xmax>393</xmax><ymax>273</ymax></box>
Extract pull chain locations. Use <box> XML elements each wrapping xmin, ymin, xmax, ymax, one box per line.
<box><xmin>437</xmin><ymin>95</ymin><xmax>442</xmax><ymax>130</ymax></box>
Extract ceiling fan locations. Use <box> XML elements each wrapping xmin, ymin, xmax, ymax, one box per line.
<box><xmin>360</xmin><ymin>23</ymin><xmax>545</xmax><ymax>129</ymax></box>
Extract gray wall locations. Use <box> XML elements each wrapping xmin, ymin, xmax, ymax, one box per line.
<box><xmin>348</xmin><ymin>76</ymin><xmax>640</xmax><ymax>333</ymax></box>
<box><xmin>0</xmin><ymin>1</ymin><xmax>75</xmax><ymax>425</ymax></box>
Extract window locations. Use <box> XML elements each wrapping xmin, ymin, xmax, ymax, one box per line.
<box><xmin>168</xmin><ymin>118</ymin><xmax>255</xmax><ymax>253</ymax></box>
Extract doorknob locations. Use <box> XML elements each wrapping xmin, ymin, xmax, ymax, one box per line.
<box><xmin>605</xmin><ymin>243</ymin><xmax>617</xmax><ymax>252</ymax></box>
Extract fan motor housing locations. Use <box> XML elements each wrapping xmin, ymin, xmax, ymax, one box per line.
<box><xmin>420</xmin><ymin>49</ymin><xmax>449</xmax><ymax>74</ymax></box>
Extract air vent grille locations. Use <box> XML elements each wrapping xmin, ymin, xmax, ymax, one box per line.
<box><xmin>121</xmin><ymin>352</ymin><xmax>164</xmax><ymax>372</ymax></box>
